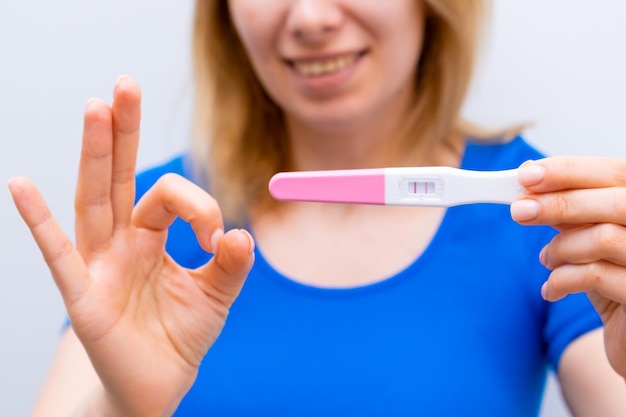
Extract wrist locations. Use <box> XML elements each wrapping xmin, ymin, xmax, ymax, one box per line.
<box><xmin>75</xmin><ymin>388</ymin><xmax>175</xmax><ymax>417</ymax></box>
<box><xmin>73</xmin><ymin>390</ymin><xmax>125</xmax><ymax>417</ymax></box>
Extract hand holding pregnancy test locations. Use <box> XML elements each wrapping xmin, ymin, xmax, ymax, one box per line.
<box><xmin>269</xmin><ymin>166</ymin><xmax>526</xmax><ymax>207</ymax></box>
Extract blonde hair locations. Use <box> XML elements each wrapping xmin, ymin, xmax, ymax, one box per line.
<box><xmin>192</xmin><ymin>0</ymin><xmax>498</xmax><ymax>224</ymax></box>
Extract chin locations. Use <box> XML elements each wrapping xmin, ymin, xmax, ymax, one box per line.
<box><xmin>301</xmin><ymin>113</ymin><xmax>367</xmax><ymax>133</ymax></box>
<box><xmin>294</xmin><ymin>100</ymin><xmax>375</xmax><ymax>131</ymax></box>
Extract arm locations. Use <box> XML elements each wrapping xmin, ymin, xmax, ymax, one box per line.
<box><xmin>558</xmin><ymin>328</ymin><xmax>626</xmax><ymax>417</ymax></box>
<box><xmin>30</xmin><ymin>327</ymin><xmax>128</xmax><ymax>417</ymax></box>
<box><xmin>30</xmin><ymin>328</ymin><xmax>101</xmax><ymax>417</ymax></box>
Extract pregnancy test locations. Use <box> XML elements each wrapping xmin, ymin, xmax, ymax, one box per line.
<box><xmin>269</xmin><ymin>167</ymin><xmax>524</xmax><ymax>207</ymax></box>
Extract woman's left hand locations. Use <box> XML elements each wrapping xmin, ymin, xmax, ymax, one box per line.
<box><xmin>511</xmin><ymin>156</ymin><xmax>626</xmax><ymax>378</ymax></box>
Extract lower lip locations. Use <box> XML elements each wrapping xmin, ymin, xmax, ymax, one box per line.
<box><xmin>289</xmin><ymin>55</ymin><xmax>364</xmax><ymax>95</ymax></box>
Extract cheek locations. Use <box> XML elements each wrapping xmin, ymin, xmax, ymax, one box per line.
<box><xmin>355</xmin><ymin>0</ymin><xmax>425</xmax><ymax>65</ymax></box>
<box><xmin>229</xmin><ymin>1</ymin><xmax>282</xmax><ymax>60</ymax></box>
<box><xmin>382</xmin><ymin>4</ymin><xmax>425</xmax><ymax>74</ymax></box>
<box><xmin>229</xmin><ymin>3</ymin><xmax>258</xmax><ymax>52</ymax></box>
<box><xmin>233</xmin><ymin>11</ymin><xmax>292</xmax><ymax>102</ymax></box>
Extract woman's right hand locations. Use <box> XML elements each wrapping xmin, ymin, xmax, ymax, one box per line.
<box><xmin>8</xmin><ymin>76</ymin><xmax>255</xmax><ymax>417</ymax></box>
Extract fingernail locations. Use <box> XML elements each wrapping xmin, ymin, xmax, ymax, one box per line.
<box><xmin>518</xmin><ymin>164</ymin><xmax>545</xmax><ymax>186</ymax></box>
<box><xmin>86</xmin><ymin>97</ymin><xmax>98</xmax><ymax>107</ymax></box>
<box><xmin>240</xmin><ymin>229</ymin><xmax>255</xmax><ymax>255</ymax></box>
<box><xmin>210</xmin><ymin>229</ymin><xmax>224</xmax><ymax>254</ymax></box>
<box><xmin>510</xmin><ymin>199</ymin><xmax>540</xmax><ymax>221</ymax></box>
<box><xmin>6</xmin><ymin>177</ymin><xmax>19</xmax><ymax>195</ymax></box>
<box><xmin>116</xmin><ymin>74</ymin><xmax>130</xmax><ymax>85</ymax></box>
<box><xmin>539</xmin><ymin>246</ymin><xmax>547</xmax><ymax>266</ymax></box>
<box><xmin>539</xmin><ymin>246</ymin><xmax>553</xmax><ymax>269</ymax></box>
<box><xmin>541</xmin><ymin>282</ymin><xmax>550</xmax><ymax>300</ymax></box>
<box><xmin>114</xmin><ymin>74</ymin><xmax>131</xmax><ymax>93</ymax></box>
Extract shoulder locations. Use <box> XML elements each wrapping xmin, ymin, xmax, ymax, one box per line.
<box><xmin>461</xmin><ymin>135</ymin><xmax>547</xmax><ymax>171</ymax></box>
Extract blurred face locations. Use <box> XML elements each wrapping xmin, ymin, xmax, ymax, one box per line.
<box><xmin>228</xmin><ymin>0</ymin><xmax>426</xmax><ymax>131</ymax></box>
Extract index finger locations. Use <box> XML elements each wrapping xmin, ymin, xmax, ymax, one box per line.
<box><xmin>132</xmin><ymin>173</ymin><xmax>224</xmax><ymax>254</ymax></box>
<box><xmin>518</xmin><ymin>156</ymin><xmax>626</xmax><ymax>193</ymax></box>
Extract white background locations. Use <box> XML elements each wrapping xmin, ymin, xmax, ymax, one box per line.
<box><xmin>1</xmin><ymin>1</ymin><xmax>625</xmax><ymax>415</ymax></box>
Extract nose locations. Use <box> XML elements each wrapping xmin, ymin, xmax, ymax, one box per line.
<box><xmin>285</xmin><ymin>0</ymin><xmax>343</xmax><ymax>44</ymax></box>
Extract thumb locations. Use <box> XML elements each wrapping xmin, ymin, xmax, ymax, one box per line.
<box><xmin>195</xmin><ymin>228</ymin><xmax>255</xmax><ymax>308</ymax></box>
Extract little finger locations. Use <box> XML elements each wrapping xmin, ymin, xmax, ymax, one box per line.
<box><xmin>9</xmin><ymin>178</ymin><xmax>90</xmax><ymax>305</ymax></box>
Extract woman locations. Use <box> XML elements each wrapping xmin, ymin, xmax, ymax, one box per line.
<box><xmin>9</xmin><ymin>0</ymin><xmax>626</xmax><ymax>415</ymax></box>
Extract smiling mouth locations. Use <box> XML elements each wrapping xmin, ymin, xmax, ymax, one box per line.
<box><xmin>288</xmin><ymin>51</ymin><xmax>367</xmax><ymax>77</ymax></box>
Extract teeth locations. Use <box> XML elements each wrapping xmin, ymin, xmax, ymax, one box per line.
<box><xmin>294</xmin><ymin>54</ymin><xmax>357</xmax><ymax>77</ymax></box>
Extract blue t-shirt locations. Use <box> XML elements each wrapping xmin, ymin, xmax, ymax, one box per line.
<box><xmin>135</xmin><ymin>137</ymin><xmax>602</xmax><ymax>417</ymax></box>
